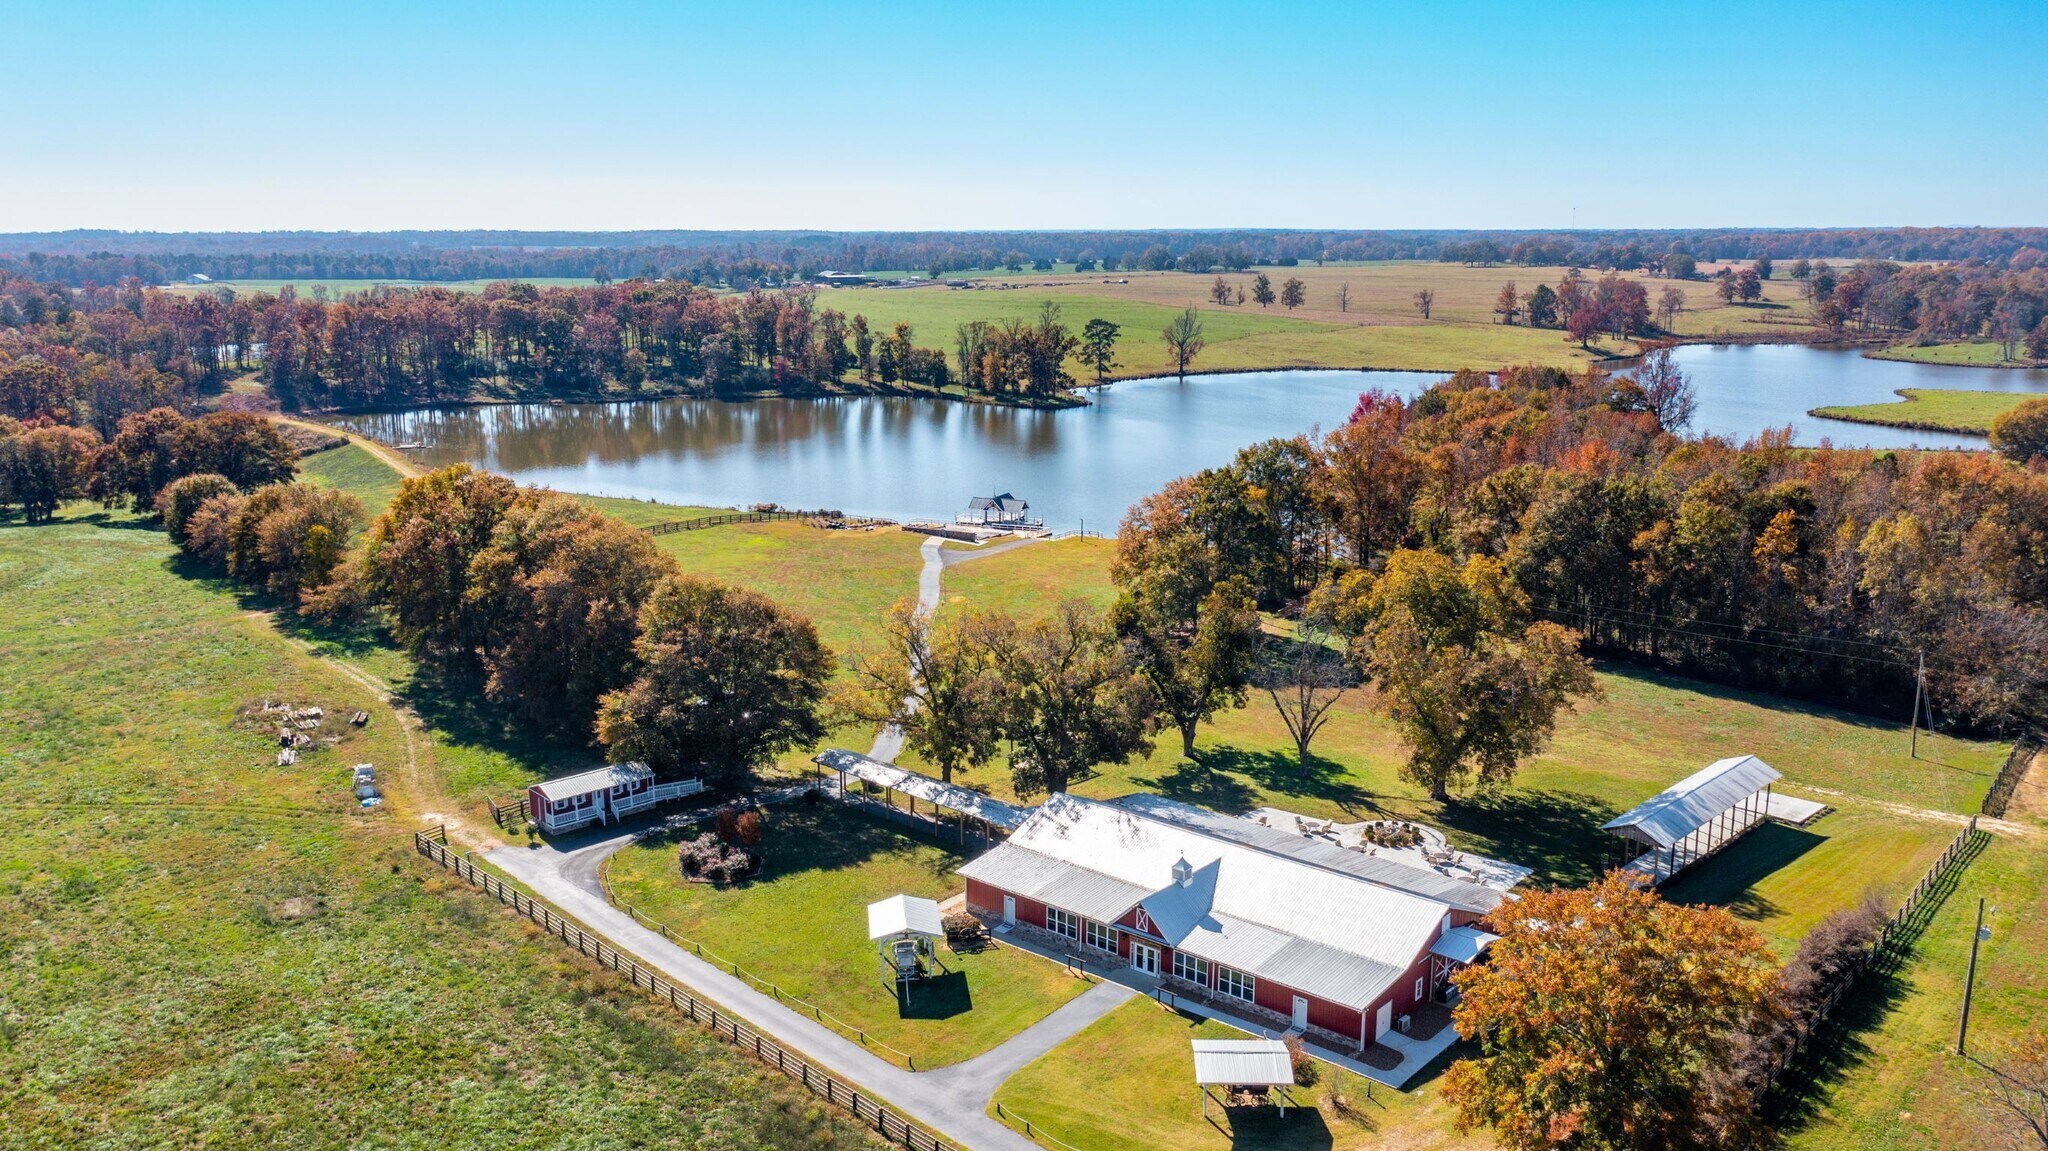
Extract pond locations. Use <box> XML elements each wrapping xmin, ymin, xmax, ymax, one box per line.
<box><xmin>333</xmin><ymin>346</ymin><xmax>2048</xmax><ymax>530</ymax></box>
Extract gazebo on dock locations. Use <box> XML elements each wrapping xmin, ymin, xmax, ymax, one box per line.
<box><xmin>1603</xmin><ymin>755</ymin><xmax>1786</xmax><ymax>885</ymax></box>
<box><xmin>816</xmin><ymin>749</ymin><xmax>1031</xmax><ymax>846</ymax></box>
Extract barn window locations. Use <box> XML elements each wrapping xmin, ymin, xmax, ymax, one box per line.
<box><xmin>1045</xmin><ymin>907</ymin><xmax>1078</xmax><ymax>940</ymax></box>
<box><xmin>1414</xmin><ymin>976</ymin><xmax>1425</xmax><ymax>1001</ymax></box>
<box><xmin>1216</xmin><ymin>965</ymin><xmax>1255</xmax><ymax>1003</ymax></box>
<box><xmin>1172</xmin><ymin>952</ymin><xmax>1209</xmax><ymax>987</ymax></box>
<box><xmin>1084</xmin><ymin>920</ymin><xmax>1116</xmax><ymax>953</ymax></box>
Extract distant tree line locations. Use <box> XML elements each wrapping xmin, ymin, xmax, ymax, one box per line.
<box><xmin>6</xmin><ymin>226</ymin><xmax>2045</xmax><ymax>288</ymax></box>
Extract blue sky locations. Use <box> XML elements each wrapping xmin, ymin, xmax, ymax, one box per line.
<box><xmin>2</xmin><ymin>0</ymin><xmax>2043</xmax><ymax>231</ymax></box>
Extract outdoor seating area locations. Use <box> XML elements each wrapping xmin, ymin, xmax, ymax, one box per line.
<box><xmin>1191</xmin><ymin>1039</ymin><xmax>1297</xmax><ymax>1118</ymax></box>
<box><xmin>1239</xmin><ymin>805</ymin><xmax>1532</xmax><ymax>893</ymax></box>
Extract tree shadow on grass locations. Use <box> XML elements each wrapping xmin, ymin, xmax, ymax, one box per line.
<box><xmin>1179</xmin><ymin>744</ymin><xmax>1379</xmax><ymax>816</ymax></box>
<box><xmin>1659</xmin><ymin>822</ymin><xmax>1825</xmax><ymax>919</ymax></box>
<box><xmin>895</xmin><ymin>969</ymin><xmax>972</xmax><ymax>1021</ymax></box>
<box><xmin>1766</xmin><ymin>831</ymin><xmax>1987</xmax><ymax>1133</ymax></box>
<box><xmin>1430</xmin><ymin>788</ymin><xmax>1620</xmax><ymax>888</ymax></box>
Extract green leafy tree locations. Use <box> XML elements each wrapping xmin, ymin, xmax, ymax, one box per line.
<box><xmin>598</xmin><ymin>575</ymin><xmax>834</xmax><ymax>787</ymax></box>
<box><xmin>841</xmin><ymin>600</ymin><xmax>1002</xmax><ymax>783</ymax></box>
<box><xmin>1251</xmin><ymin>272</ymin><xmax>1276</xmax><ymax>308</ymax></box>
<box><xmin>1110</xmin><ymin>576</ymin><xmax>1262</xmax><ymax>759</ymax></box>
<box><xmin>1280</xmin><ymin>277</ymin><xmax>1306</xmax><ymax>309</ymax></box>
<box><xmin>1524</xmin><ymin>283</ymin><xmax>1559</xmax><ymax>327</ymax></box>
<box><xmin>1336</xmin><ymin>549</ymin><xmax>1598</xmax><ymax>802</ymax></box>
<box><xmin>1444</xmin><ymin>872</ymin><xmax>1779</xmax><ymax>1151</ymax></box>
<box><xmin>1078</xmin><ymin>317</ymin><xmax>1121</xmax><ymax>382</ymax></box>
<box><xmin>970</xmin><ymin>602</ymin><xmax>1155</xmax><ymax>797</ymax></box>
<box><xmin>220</xmin><ymin>483</ymin><xmax>366</xmax><ymax>603</ymax></box>
<box><xmin>0</xmin><ymin>422</ymin><xmax>99</xmax><ymax>524</ymax></box>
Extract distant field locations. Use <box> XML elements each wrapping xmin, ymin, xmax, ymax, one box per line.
<box><xmin>1871</xmin><ymin>340</ymin><xmax>2042</xmax><ymax>368</ymax></box>
<box><xmin>1811</xmin><ymin>387</ymin><xmax>2031</xmax><ymax>434</ymax></box>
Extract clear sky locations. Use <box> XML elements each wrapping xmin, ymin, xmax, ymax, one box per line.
<box><xmin>3</xmin><ymin>0</ymin><xmax>2044</xmax><ymax>232</ymax></box>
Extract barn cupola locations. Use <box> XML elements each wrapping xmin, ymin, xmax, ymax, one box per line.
<box><xmin>1171</xmin><ymin>854</ymin><xmax>1194</xmax><ymax>888</ymax></box>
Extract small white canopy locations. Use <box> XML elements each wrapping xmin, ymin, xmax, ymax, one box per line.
<box><xmin>1429</xmin><ymin>925</ymin><xmax>1501</xmax><ymax>965</ymax></box>
<box><xmin>1191</xmin><ymin>1039</ymin><xmax>1294</xmax><ymax>1087</ymax></box>
<box><xmin>867</xmin><ymin>894</ymin><xmax>944</xmax><ymax>942</ymax></box>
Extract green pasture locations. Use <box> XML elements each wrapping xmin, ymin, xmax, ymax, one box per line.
<box><xmin>1812</xmin><ymin>387</ymin><xmax>2030</xmax><ymax>434</ymax></box>
<box><xmin>1870</xmin><ymin>341</ymin><xmax>2041</xmax><ymax>369</ymax></box>
<box><xmin>603</xmin><ymin>801</ymin><xmax>1091</xmax><ymax>1067</ymax></box>
<box><xmin>0</xmin><ymin>510</ymin><xmax>872</xmax><ymax>1150</ymax></box>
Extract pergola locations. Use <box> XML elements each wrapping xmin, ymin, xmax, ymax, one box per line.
<box><xmin>1192</xmin><ymin>1039</ymin><xmax>1296</xmax><ymax>1118</ymax></box>
<box><xmin>1603</xmin><ymin>754</ymin><xmax>1780</xmax><ymax>885</ymax></box>
<box><xmin>868</xmin><ymin>894</ymin><xmax>945</xmax><ymax>1002</ymax></box>
<box><xmin>816</xmin><ymin>748</ymin><xmax>1031</xmax><ymax>845</ymax></box>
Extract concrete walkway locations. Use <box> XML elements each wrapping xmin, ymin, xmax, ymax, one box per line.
<box><xmin>867</xmin><ymin>534</ymin><xmax>1043</xmax><ymax>764</ymax></box>
<box><xmin>487</xmin><ymin>817</ymin><xmax>1133</xmax><ymax>1151</ymax></box>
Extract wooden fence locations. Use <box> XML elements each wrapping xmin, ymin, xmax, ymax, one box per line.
<box><xmin>1982</xmin><ymin>734</ymin><xmax>2038</xmax><ymax>818</ymax></box>
<box><xmin>411</xmin><ymin>829</ymin><xmax>958</xmax><ymax>1151</ymax></box>
<box><xmin>1753</xmin><ymin>816</ymin><xmax>1987</xmax><ymax>1100</ymax></box>
<box><xmin>645</xmin><ymin>510</ymin><xmax>805</xmax><ymax>535</ymax></box>
<box><xmin>485</xmin><ymin>793</ymin><xmax>530</xmax><ymax>829</ymax></box>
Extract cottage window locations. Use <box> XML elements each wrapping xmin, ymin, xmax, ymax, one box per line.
<box><xmin>1171</xmin><ymin>952</ymin><xmax>1209</xmax><ymax>987</ymax></box>
<box><xmin>1045</xmin><ymin>907</ymin><xmax>1078</xmax><ymax>940</ymax></box>
<box><xmin>1415</xmin><ymin>976</ymin><xmax>1425</xmax><ymax>1001</ymax></box>
<box><xmin>1216</xmin><ymin>965</ymin><xmax>1255</xmax><ymax>1003</ymax></box>
<box><xmin>1084</xmin><ymin>919</ymin><xmax>1116</xmax><ymax>953</ymax></box>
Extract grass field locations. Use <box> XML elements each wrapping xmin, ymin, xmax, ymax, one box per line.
<box><xmin>1812</xmin><ymin>387</ymin><xmax>2034</xmax><ymax>434</ymax></box>
<box><xmin>0</xmin><ymin>510</ymin><xmax>880</xmax><ymax>1150</ymax></box>
<box><xmin>988</xmin><ymin>998</ymin><xmax>1464</xmax><ymax>1151</ymax></box>
<box><xmin>1870</xmin><ymin>341</ymin><xmax>2044</xmax><ymax>369</ymax></box>
<box><xmin>603</xmin><ymin>802</ymin><xmax>1091</xmax><ymax>1067</ymax></box>
<box><xmin>298</xmin><ymin>442</ymin><xmax>405</xmax><ymax>512</ymax></box>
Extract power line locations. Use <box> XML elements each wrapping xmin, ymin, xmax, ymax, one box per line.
<box><xmin>1538</xmin><ymin>607</ymin><xmax>1917</xmax><ymax>669</ymax></box>
<box><xmin>1536</xmin><ymin>597</ymin><xmax>1911</xmax><ymax>656</ymax></box>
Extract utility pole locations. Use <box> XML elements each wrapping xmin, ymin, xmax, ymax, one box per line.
<box><xmin>1957</xmin><ymin>897</ymin><xmax>1988</xmax><ymax>1055</ymax></box>
<box><xmin>1911</xmin><ymin>650</ymin><xmax>1926</xmax><ymax>758</ymax></box>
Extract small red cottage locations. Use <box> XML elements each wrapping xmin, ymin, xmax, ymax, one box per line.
<box><xmin>527</xmin><ymin>762</ymin><xmax>703</xmax><ymax>834</ymax></box>
<box><xmin>958</xmin><ymin>793</ymin><xmax>1504</xmax><ymax>1052</ymax></box>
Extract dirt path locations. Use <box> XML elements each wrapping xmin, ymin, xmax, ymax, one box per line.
<box><xmin>275</xmin><ymin>415</ymin><xmax>424</xmax><ymax>479</ymax></box>
<box><xmin>1795</xmin><ymin>783</ymin><xmax>2034</xmax><ymax>837</ymax></box>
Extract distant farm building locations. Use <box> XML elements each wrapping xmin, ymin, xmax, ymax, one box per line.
<box><xmin>958</xmin><ymin>792</ymin><xmax>1502</xmax><ymax>1052</ymax></box>
<box><xmin>814</xmin><ymin>271</ymin><xmax>870</xmax><ymax>286</ymax></box>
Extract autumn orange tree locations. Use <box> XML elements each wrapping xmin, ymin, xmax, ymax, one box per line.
<box><xmin>1445</xmin><ymin>872</ymin><xmax>1780</xmax><ymax>1151</ymax></box>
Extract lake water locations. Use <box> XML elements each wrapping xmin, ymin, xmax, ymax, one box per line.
<box><xmin>334</xmin><ymin>346</ymin><xmax>2048</xmax><ymax>530</ymax></box>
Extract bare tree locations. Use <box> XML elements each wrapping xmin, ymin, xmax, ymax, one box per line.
<box><xmin>1256</xmin><ymin>622</ymin><xmax>1353</xmax><ymax>773</ymax></box>
<box><xmin>1210</xmin><ymin>276</ymin><xmax>1231</xmax><ymax>306</ymax></box>
<box><xmin>1162</xmin><ymin>307</ymin><xmax>1206</xmax><ymax>381</ymax></box>
<box><xmin>1656</xmin><ymin>285</ymin><xmax>1686</xmax><ymax>330</ymax></box>
<box><xmin>1975</xmin><ymin>1031</ymin><xmax>2048</xmax><ymax>1150</ymax></box>
<box><xmin>1412</xmin><ymin>288</ymin><xmax>1434</xmax><ymax>319</ymax></box>
<box><xmin>1335</xmin><ymin>282</ymin><xmax>1351</xmax><ymax>313</ymax></box>
<box><xmin>1634</xmin><ymin>346</ymin><xmax>1697</xmax><ymax>431</ymax></box>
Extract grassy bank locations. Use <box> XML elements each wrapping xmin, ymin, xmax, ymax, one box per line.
<box><xmin>1810</xmin><ymin>388</ymin><xmax>2023</xmax><ymax>434</ymax></box>
<box><xmin>0</xmin><ymin>510</ymin><xmax>883</xmax><ymax>1150</ymax></box>
<box><xmin>1869</xmin><ymin>341</ymin><xmax>2044</xmax><ymax>369</ymax></box>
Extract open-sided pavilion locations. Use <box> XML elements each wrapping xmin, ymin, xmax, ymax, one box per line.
<box><xmin>1603</xmin><ymin>754</ymin><xmax>1790</xmax><ymax>885</ymax></box>
<box><xmin>816</xmin><ymin>748</ymin><xmax>1031</xmax><ymax>845</ymax></box>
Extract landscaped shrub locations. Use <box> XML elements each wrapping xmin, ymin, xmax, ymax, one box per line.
<box><xmin>736</xmin><ymin>809</ymin><xmax>763</xmax><ymax>847</ymax></box>
<box><xmin>182</xmin><ymin>491</ymin><xmax>245</xmax><ymax>568</ymax></box>
<box><xmin>1728</xmin><ymin>893</ymin><xmax>1887</xmax><ymax>1092</ymax></box>
<box><xmin>676</xmin><ymin>835</ymin><xmax>756</xmax><ymax>885</ymax></box>
<box><xmin>714</xmin><ymin>808</ymin><xmax>740</xmax><ymax>844</ymax></box>
<box><xmin>1283</xmin><ymin>1033</ymin><xmax>1320</xmax><ymax>1086</ymax></box>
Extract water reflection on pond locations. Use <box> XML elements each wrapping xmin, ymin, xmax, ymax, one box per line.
<box><xmin>334</xmin><ymin>347</ymin><xmax>2048</xmax><ymax>529</ymax></box>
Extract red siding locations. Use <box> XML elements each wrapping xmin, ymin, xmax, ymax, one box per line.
<box><xmin>965</xmin><ymin>877</ymin><xmax>1048</xmax><ymax>929</ymax></box>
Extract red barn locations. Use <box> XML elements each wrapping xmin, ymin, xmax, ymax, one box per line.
<box><xmin>958</xmin><ymin>793</ymin><xmax>1503</xmax><ymax>1052</ymax></box>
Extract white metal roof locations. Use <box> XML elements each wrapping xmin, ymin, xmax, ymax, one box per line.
<box><xmin>816</xmin><ymin>749</ymin><xmax>1032</xmax><ymax>830</ymax></box>
<box><xmin>965</xmin><ymin>793</ymin><xmax>1452</xmax><ymax>1006</ymax></box>
<box><xmin>957</xmin><ymin>842</ymin><xmax>1158</xmax><ymax>923</ymax></box>
<box><xmin>867</xmin><ymin>894</ymin><xmax>944</xmax><ymax>941</ymax></box>
<box><xmin>1429</xmin><ymin>925</ymin><xmax>1501</xmax><ymax>965</ymax></box>
<box><xmin>1191</xmin><ymin>1039</ymin><xmax>1294</xmax><ymax>1086</ymax></box>
<box><xmin>1107</xmin><ymin>793</ymin><xmax>1505</xmax><ymax>913</ymax></box>
<box><xmin>1602</xmin><ymin>755</ymin><xmax>1782</xmax><ymax>849</ymax></box>
<box><xmin>532</xmin><ymin>761</ymin><xmax>653</xmax><ymax>802</ymax></box>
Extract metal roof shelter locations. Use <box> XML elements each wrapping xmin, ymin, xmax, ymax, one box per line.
<box><xmin>867</xmin><ymin>894</ymin><xmax>945</xmax><ymax>942</ymax></box>
<box><xmin>1603</xmin><ymin>755</ymin><xmax>1781</xmax><ymax>884</ymax></box>
<box><xmin>532</xmin><ymin>761</ymin><xmax>653</xmax><ymax>803</ymax></box>
<box><xmin>1192</xmin><ymin>1039</ymin><xmax>1296</xmax><ymax>1117</ymax></box>
<box><xmin>817</xmin><ymin>749</ymin><xmax>1031</xmax><ymax>844</ymax></box>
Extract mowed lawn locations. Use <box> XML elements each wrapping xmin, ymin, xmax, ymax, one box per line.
<box><xmin>298</xmin><ymin>441</ymin><xmax>406</xmax><ymax>512</ymax></box>
<box><xmin>602</xmin><ymin>801</ymin><xmax>1091</xmax><ymax>1067</ymax></box>
<box><xmin>1812</xmin><ymin>387</ymin><xmax>2031</xmax><ymax>434</ymax></box>
<box><xmin>938</xmin><ymin>537</ymin><xmax>1118</xmax><ymax>620</ymax></box>
<box><xmin>989</xmin><ymin>999</ymin><xmax>1466</xmax><ymax>1151</ymax></box>
<box><xmin>0</xmin><ymin>511</ymin><xmax>879</xmax><ymax>1151</ymax></box>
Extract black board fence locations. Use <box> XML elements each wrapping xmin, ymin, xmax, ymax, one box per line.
<box><xmin>1752</xmin><ymin>815</ymin><xmax>1988</xmax><ymax>1101</ymax></box>
<box><xmin>411</xmin><ymin>829</ymin><xmax>958</xmax><ymax>1151</ymax></box>
<box><xmin>1982</xmin><ymin>734</ymin><xmax>2038</xmax><ymax>818</ymax></box>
